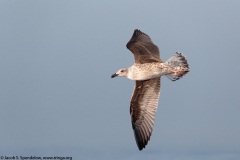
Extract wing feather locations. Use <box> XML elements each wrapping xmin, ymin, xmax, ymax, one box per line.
<box><xmin>126</xmin><ymin>29</ymin><xmax>161</xmax><ymax>64</ymax></box>
<box><xmin>130</xmin><ymin>78</ymin><xmax>161</xmax><ymax>150</ymax></box>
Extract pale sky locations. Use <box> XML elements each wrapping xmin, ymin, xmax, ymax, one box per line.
<box><xmin>0</xmin><ymin>0</ymin><xmax>240</xmax><ymax>159</ymax></box>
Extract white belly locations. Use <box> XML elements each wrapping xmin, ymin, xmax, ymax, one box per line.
<box><xmin>127</xmin><ymin>63</ymin><xmax>167</xmax><ymax>80</ymax></box>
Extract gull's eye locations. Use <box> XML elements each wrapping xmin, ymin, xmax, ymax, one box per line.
<box><xmin>121</xmin><ymin>70</ymin><xmax>124</xmax><ymax>72</ymax></box>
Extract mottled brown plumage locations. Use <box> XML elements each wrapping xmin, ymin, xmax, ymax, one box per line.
<box><xmin>130</xmin><ymin>78</ymin><xmax>160</xmax><ymax>150</ymax></box>
<box><xmin>111</xmin><ymin>29</ymin><xmax>189</xmax><ymax>150</ymax></box>
<box><xmin>127</xmin><ymin>30</ymin><xmax>162</xmax><ymax>64</ymax></box>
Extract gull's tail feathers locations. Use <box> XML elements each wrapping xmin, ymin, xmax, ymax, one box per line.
<box><xmin>164</xmin><ymin>52</ymin><xmax>189</xmax><ymax>81</ymax></box>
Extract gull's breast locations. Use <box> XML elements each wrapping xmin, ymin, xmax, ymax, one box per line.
<box><xmin>128</xmin><ymin>63</ymin><xmax>166</xmax><ymax>81</ymax></box>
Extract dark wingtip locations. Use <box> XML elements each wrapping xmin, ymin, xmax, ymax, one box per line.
<box><xmin>134</xmin><ymin>29</ymin><xmax>140</xmax><ymax>32</ymax></box>
<box><xmin>138</xmin><ymin>145</ymin><xmax>144</xmax><ymax>151</ymax></box>
<box><xmin>126</xmin><ymin>29</ymin><xmax>142</xmax><ymax>49</ymax></box>
<box><xmin>137</xmin><ymin>143</ymin><xmax>147</xmax><ymax>151</ymax></box>
<box><xmin>133</xmin><ymin>29</ymin><xmax>143</xmax><ymax>36</ymax></box>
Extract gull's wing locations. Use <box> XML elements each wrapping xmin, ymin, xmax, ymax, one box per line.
<box><xmin>130</xmin><ymin>78</ymin><xmax>161</xmax><ymax>150</ymax></box>
<box><xmin>126</xmin><ymin>29</ymin><xmax>162</xmax><ymax>64</ymax></box>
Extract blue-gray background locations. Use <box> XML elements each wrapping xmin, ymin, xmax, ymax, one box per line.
<box><xmin>0</xmin><ymin>0</ymin><xmax>240</xmax><ymax>159</ymax></box>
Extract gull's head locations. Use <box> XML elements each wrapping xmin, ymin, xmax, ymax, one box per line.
<box><xmin>111</xmin><ymin>68</ymin><xmax>128</xmax><ymax>78</ymax></box>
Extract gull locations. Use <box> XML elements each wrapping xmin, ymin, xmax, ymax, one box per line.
<box><xmin>111</xmin><ymin>29</ymin><xmax>189</xmax><ymax>150</ymax></box>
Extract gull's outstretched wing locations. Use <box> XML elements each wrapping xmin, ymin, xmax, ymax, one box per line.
<box><xmin>126</xmin><ymin>29</ymin><xmax>162</xmax><ymax>64</ymax></box>
<box><xmin>130</xmin><ymin>78</ymin><xmax>161</xmax><ymax>150</ymax></box>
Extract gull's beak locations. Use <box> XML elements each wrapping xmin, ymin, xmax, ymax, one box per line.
<box><xmin>111</xmin><ymin>73</ymin><xmax>118</xmax><ymax>78</ymax></box>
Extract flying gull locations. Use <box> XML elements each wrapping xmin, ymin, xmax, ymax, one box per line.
<box><xmin>111</xmin><ymin>29</ymin><xmax>189</xmax><ymax>150</ymax></box>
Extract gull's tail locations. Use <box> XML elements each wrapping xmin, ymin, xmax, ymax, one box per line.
<box><xmin>164</xmin><ymin>52</ymin><xmax>189</xmax><ymax>81</ymax></box>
